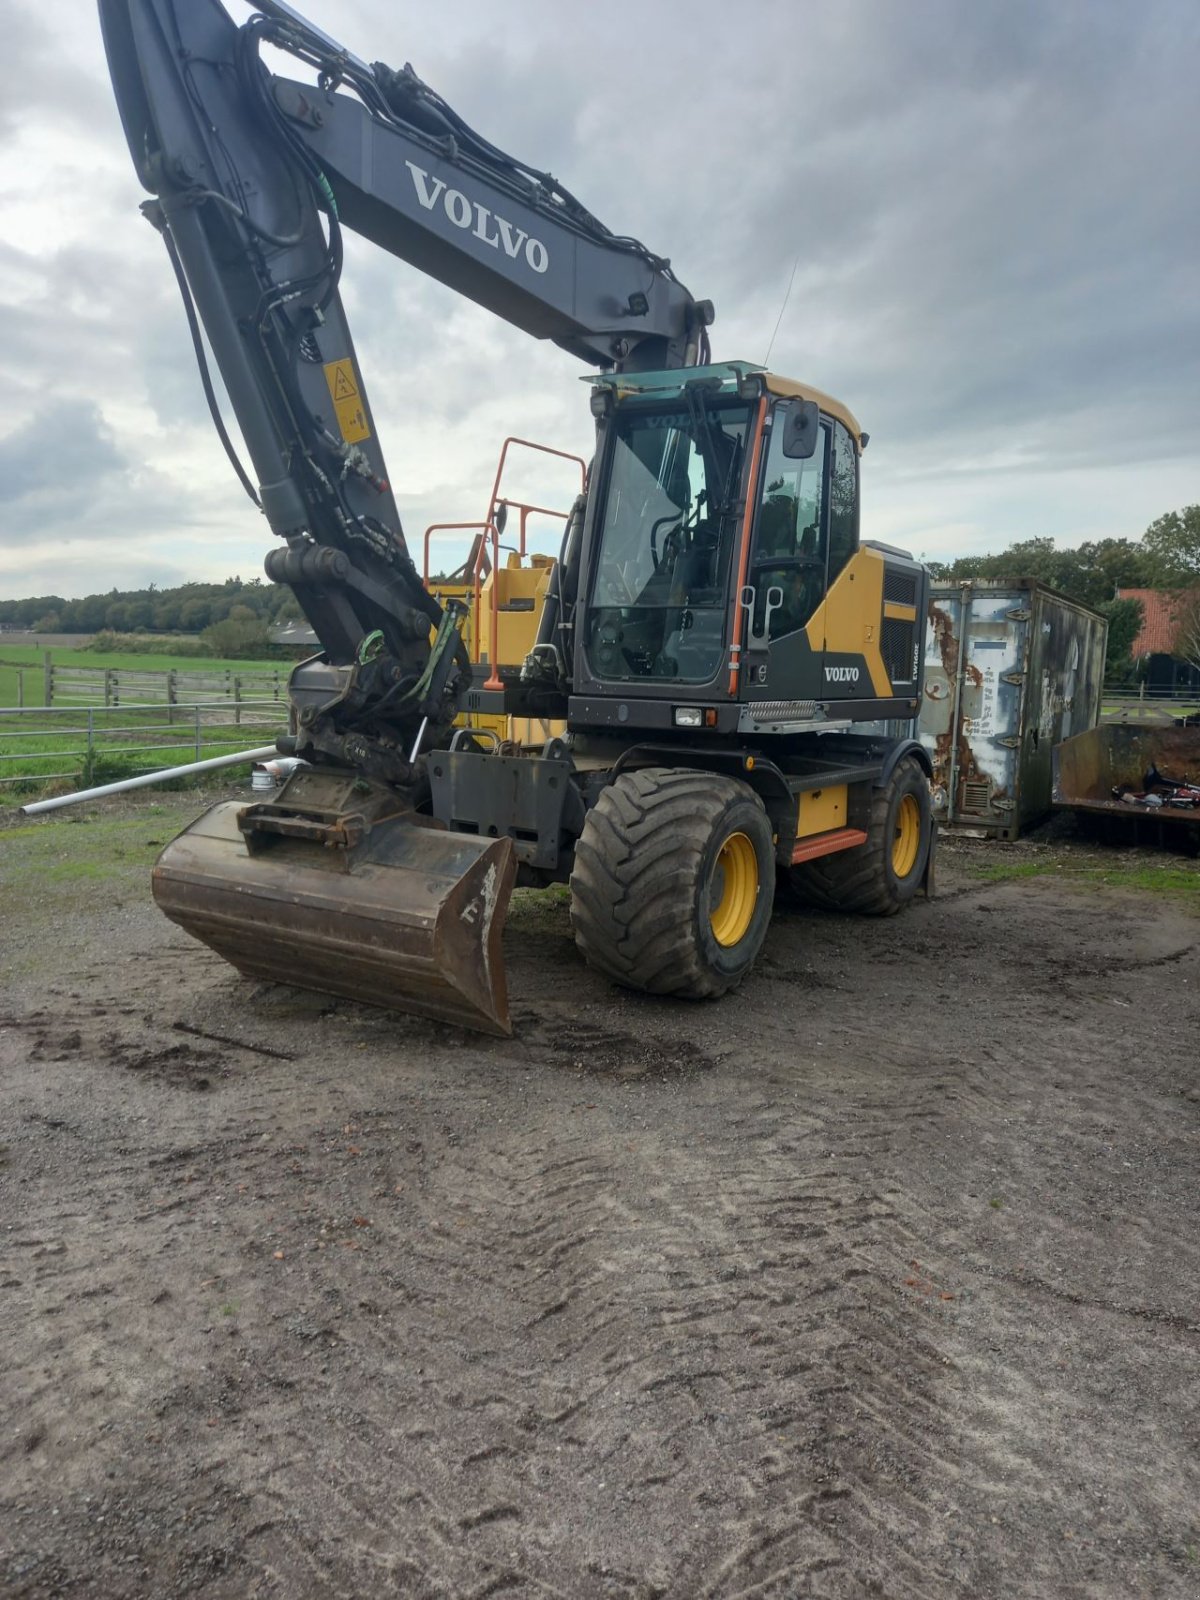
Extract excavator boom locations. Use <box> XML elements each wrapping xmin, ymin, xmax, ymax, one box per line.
<box><xmin>98</xmin><ymin>0</ymin><xmax>709</xmax><ymax>1034</ymax></box>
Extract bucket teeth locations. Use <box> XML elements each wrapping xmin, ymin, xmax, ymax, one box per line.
<box><xmin>151</xmin><ymin>801</ymin><xmax>517</xmax><ymax>1036</ymax></box>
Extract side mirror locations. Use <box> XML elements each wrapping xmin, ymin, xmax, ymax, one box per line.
<box><xmin>781</xmin><ymin>400</ymin><xmax>820</xmax><ymax>460</ymax></box>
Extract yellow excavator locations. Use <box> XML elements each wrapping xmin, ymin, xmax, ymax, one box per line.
<box><xmin>100</xmin><ymin>0</ymin><xmax>935</xmax><ymax>1035</ymax></box>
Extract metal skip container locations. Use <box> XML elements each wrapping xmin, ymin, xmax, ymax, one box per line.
<box><xmin>920</xmin><ymin>580</ymin><xmax>1108</xmax><ymax>839</ymax></box>
<box><xmin>1053</xmin><ymin>723</ymin><xmax>1200</xmax><ymax>843</ymax></box>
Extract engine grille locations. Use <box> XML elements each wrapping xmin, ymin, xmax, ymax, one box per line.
<box><xmin>881</xmin><ymin>616</ymin><xmax>918</xmax><ymax>686</ymax></box>
<box><xmin>883</xmin><ymin>569</ymin><xmax>919</xmax><ymax>606</ymax></box>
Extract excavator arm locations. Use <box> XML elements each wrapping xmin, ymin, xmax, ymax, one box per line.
<box><xmin>98</xmin><ymin>0</ymin><xmax>712</xmax><ymax>1034</ymax></box>
<box><xmin>99</xmin><ymin>0</ymin><xmax>710</xmax><ymax>775</ymax></box>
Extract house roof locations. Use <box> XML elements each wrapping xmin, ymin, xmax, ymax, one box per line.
<box><xmin>1117</xmin><ymin>586</ymin><xmax>1199</xmax><ymax>658</ymax></box>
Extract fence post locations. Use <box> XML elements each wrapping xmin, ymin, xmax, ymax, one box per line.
<box><xmin>43</xmin><ymin>651</ymin><xmax>53</xmax><ymax>707</ymax></box>
<box><xmin>195</xmin><ymin>704</ymin><xmax>202</xmax><ymax>761</ymax></box>
<box><xmin>87</xmin><ymin>706</ymin><xmax>94</xmax><ymax>765</ymax></box>
<box><xmin>234</xmin><ymin>676</ymin><xmax>242</xmax><ymax>726</ymax></box>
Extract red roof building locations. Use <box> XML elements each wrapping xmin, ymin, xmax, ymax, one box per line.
<box><xmin>1117</xmin><ymin>587</ymin><xmax>1199</xmax><ymax>659</ymax></box>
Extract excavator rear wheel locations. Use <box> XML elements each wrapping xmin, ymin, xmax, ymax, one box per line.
<box><xmin>570</xmin><ymin>767</ymin><xmax>775</xmax><ymax>998</ymax></box>
<box><xmin>790</xmin><ymin>755</ymin><xmax>932</xmax><ymax>915</ymax></box>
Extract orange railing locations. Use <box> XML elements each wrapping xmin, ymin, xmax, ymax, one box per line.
<box><xmin>484</xmin><ymin>436</ymin><xmax>586</xmax><ymax>537</ymax></box>
<box><xmin>422</xmin><ymin>520</ymin><xmax>507</xmax><ymax>587</ymax></box>
<box><xmin>423</xmin><ymin>438</ymin><xmax>587</xmax><ymax>691</ymax></box>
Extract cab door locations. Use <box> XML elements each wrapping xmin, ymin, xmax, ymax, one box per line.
<box><xmin>742</xmin><ymin>401</ymin><xmax>831</xmax><ymax>704</ymax></box>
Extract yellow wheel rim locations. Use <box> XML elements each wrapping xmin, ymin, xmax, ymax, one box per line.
<box><xmin>892</xmin><ymin>792</ymin><xmax>921</xmax><ymax>879</ymax></box>
<box><xmin>709</xmin><ymin>831</ymin><xmax>759</xmax><ymax>947</ymax></box>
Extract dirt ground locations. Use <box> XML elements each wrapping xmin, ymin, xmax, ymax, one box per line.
<box><xmin>1</xmin><ymin>792</ymin><xmax>1198</xmax><ymax>1599</ymax></box>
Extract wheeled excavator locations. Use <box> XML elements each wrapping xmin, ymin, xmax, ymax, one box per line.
<box><xmin>99</xmin><ymin>0</ymin><xmax>935</xmax><ymax>1035</ymax></box>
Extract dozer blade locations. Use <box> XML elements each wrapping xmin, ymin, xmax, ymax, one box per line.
<box><xmin>151</xmin><ymin>802</ymin><xmax>517</xmax><ymax>1036</ymax></box>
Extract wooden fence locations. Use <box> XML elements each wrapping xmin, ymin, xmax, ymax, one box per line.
<box><xmin>1101</xmin><ymin>682</ymin><xmax>1199</xmax><ymax>723</ymax></box>
<box><xmin>42</xmin><ymin>654</ymin><xmax>287</xmax><ymax>711</ymax></box>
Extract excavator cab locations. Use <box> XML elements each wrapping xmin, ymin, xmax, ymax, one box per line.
<box><xmin>573</xmin><ymin>365</ymin><xmax>925</xmax><ymax>729</ymax></box>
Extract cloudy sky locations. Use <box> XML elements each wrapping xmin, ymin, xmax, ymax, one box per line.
<box><xmin>1</xmin><ymin>0</ymin><xmax>1197</xmax><ymax>598</ymax></box>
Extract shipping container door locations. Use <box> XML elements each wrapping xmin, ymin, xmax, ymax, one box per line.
<box><xmin>921</xmin><ymin>589</ymin><xmax>963</xmax><ymax>805</ymax></box>
<box><xmin>958</xmin><ymin>591</ymin><xmax>1028</xmax><ymax>833</ymax></box>
<box><xmin>920</xmin><ymin>586</ymin><xmax>1029</xmax><ymax>836</ymax></box>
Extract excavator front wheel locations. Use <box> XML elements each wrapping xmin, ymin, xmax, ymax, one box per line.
<box><xmin>570</xmin><ymin>767</ymin><xmax>775</xmax><ymax>998</ymax></box>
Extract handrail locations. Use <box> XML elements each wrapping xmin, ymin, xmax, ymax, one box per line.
<box><xmin>494</xmin><ymin>500</ymin><xmax>570</xmax><ymax>561</ymax></box>
<box><xmin>421</xmin><ymin>519</ymin><xmax>512</xmax><ymax>689</ymax></box>
<box><xmin>485</xmin><ymin>438</ymin><xmax>586</xmax><ymax>540</ymax></box>
<box><xmin>423</xmin><ymin>520</ymin><xmax>504</xmax><ymax>586</ymax></box>
<box><xmin>422</xmin><ymin>437</ymin><xmax>587</xmax><ymax>695</ymax></box>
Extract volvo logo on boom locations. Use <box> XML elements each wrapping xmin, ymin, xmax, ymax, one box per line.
<box><xmin>405</xmin><ymin>162</ymin><xmax>549</xmax><ymax>274</ymax></box>
<box><xmin>824</xmin><ymin>665</ymin><xmax>861</xmax><ymax>683</ymax></box>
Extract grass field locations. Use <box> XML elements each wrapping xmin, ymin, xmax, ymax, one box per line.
<box><xmin>0</xmin><ymin>716</ymin><xmax>284</xmax><ymax>801</ymax></box>
<box><xmin>0</xmin><ymin>641</ymin><xmax>287</xmax><ymax>800</ymax></box>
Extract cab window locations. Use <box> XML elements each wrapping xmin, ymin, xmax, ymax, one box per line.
<box><xmin>749</xmin><ymin>405</ymin><xmax>829</xmax><ymax>639</ymax></box>
<box><xmin>585</xmin><ymin>398</ymin><xmax>752</xmax><ymax>683</ymax></box>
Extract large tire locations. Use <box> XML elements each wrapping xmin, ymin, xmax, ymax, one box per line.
<box><xmin>791</xmin><ymin>755</ymin><xmax>932</xmax><ymax>916</ymax></box>
<box><xmin>570</xmin><ymin>767</ymin><xmax>775</xmax><ymax>998</ymax></box>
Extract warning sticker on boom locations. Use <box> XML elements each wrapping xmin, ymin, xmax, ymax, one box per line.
<box><xmin>323</xmin><ymin>358</ymin><xmax>370</xmax><ymax>444</ymax></box>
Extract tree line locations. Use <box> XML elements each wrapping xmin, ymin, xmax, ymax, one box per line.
<box><xmin>3</xmin><ymin>508</ymin><xmax>1197</xmax><ymax>672</ymax></box>
<box><xmin>925</xmin><ymin>507</ymin><xmax>1200</xmax><ymax>677</ymax></box>
<box><xmin>0</xmin><ymin>578</ymin><xmax>308</xmax><ymax>659</ymax></box>
<box><xmin>0</xmin><ymin>576</ymin><xmax>299</xmax><ymax>637</ymax></box>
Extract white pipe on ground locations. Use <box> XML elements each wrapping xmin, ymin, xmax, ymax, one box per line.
<box><xmin>19</xmin><ymin>745</ymin><xmax>281</xmax><ymax>817</ymax></box>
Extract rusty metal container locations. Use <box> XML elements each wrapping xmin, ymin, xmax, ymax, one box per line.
<box><xmin>920</xmin><ymin>580</ymin><xmax>1107</xmax><ymax>839</ymax></box>
<box><xmin>1053</xmin><ymin>724</ymin><xmax>1200</xmax><ymax>842</ymax></box>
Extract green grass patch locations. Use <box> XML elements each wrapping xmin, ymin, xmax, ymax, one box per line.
<box><xmin>967</xmin><ymin>857</ymin><xmax>1200</xmax><ymax>896</ymax></box>
<box><xmin>506</xmin><ymin>883</ymin><xmax>571</xmax><ymax>936</ymax></box>
<box><xmin>0</xmin><ymin>805</ymin><xmax>196</xmax><ymax>904</ymax></box>
<box><xmin>0</xmin><ymin>662</ymin><xmax>286</xmax><ymax>799</ymax></box>
<box><xmin>0</xmin><ymin>723</ymin><xmax>283</xmax><ymax>804</ymax></box>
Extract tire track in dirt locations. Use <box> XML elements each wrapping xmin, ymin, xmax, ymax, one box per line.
<box><xmin>3</xmin><ymin>861</ymin><xmax>1199</xmax><ymax>1595</ymax></box>
<box><xmin>239</xmin><ymin>1023</ymin><xmax>969</xmax><ymax>1599</ymax></box>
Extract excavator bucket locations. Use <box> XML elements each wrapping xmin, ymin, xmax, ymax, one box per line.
<box><xmin>151</xmin><ymin>794</ymin><xmax>517</xmax><ymax>1036</ymax></box>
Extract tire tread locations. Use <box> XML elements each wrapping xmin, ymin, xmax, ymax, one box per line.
<box><xmin>570</xmin><ymin>768</ymin><xmax>768</xmax><ymax>999</ymax></box>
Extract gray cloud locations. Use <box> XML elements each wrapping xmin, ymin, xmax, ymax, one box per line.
<box><xmin>0</xmin><ymin>0</ymin><xmax>1196</xmax><ymax>595</ymax></box>
<box><xmin>0</xmin><ymin>399</ymin><xmax>124</xmax><ymax>510</ymax></box>
<box><xmin>0</xmin><ymin>5</ymin><xmax>112</xmax><ymax>138</ymax></box>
